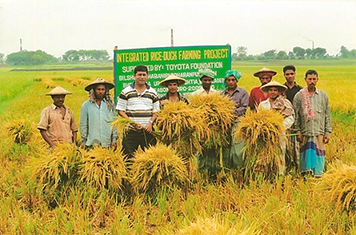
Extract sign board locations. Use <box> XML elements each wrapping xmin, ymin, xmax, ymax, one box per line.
<box><xmin>113</xmin><ymin>45</ymin><xmax>231</xmax><ymax>98</ymax></box>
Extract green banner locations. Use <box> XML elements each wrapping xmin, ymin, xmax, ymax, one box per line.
<box><xmin>114</xmin><ymin>45</ymin><xmax>231</xmax><ymax>98</ymax></box>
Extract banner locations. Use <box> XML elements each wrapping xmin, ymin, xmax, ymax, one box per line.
<box><xmin>114</xmin><ymin>45</ymin><xmax>231</xmax><ymax>98</ymax></box>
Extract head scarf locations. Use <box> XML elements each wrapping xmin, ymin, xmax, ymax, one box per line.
<box><xmin>198</xmin><ymin>68</ymin><xmax>215</xmax><ymax>79</ymax></box>
<box><xmin>225</xmin><ymin>70</ymin><xmax>242</xmax><ymax>82</ymax></box>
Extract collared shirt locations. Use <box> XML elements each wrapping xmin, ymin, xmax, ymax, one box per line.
<box><xmin>284</xmin><ymin>82</ymin><xmax>303</xmax><ymax>103</ymax></box>
<box><xmin>116</xmin><ymin>83</ymin><xmax>160</xmax><ymax>127</ymax></box>
<box><xmin>191</xmin><ymin>86</ymin><xmax>217</xmax><ymax>95</ymax></box>
<box><xmin>249</xmin><ymin>86</ymin><xmax>269</xmax><ymax>111</ymax></box>
<box><xmin>159</xmin><ymin>92</ymin><xmax>189</xmax><ymax>109</ymax></box>
<box><xmin>80</xmin><ymin>99</ymin><xmax>118</xmax><ymax>147</ymax></box>
<box><xmin>258</xmin><ymin>98</ymin><xmax>295</xmax><ymax>129</ymax></box>
<box><xmin>293</xmin><ymin>89</ymin><xmax>332</xmax><ymax>136</ymax></box>
<box><xmin>221</xmin><ymin>86</ymin><xmax>249</xmax><ymax>117</ymax></box>
<box><xmin>38</xmin><ymin>104</ymin><xmax>77</xmax><ymax>143</ymax></box>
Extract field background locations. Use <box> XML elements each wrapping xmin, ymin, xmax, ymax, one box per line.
<box><xmin>0</xmin><ymin>59</ymin><xmax>356</xmax><ymax>234</ymax></box>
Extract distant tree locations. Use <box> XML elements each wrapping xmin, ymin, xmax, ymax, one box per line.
<box><xmin>340</xmin><ymin>46</ymin><xmax>351</xmax><ymax>58</ymax></box>
<box><xmin>0</xmin><ymin>53</ymin><xmax>4</xmax><ymax>64</ymax></box>
<box><xmin>305</xmin><ymin>48</ymin><xmax>313</xmax><ymax>59</ymax></box>
<box><xmin>314</xmin><ymin>47</ymin><xmax>327</xmax><ymax>58</ymax></box>
<box><xmin>62</xmin><ymin>49</ymin><xmax>109</xmax><ymax>62</ymax></box>
<box><xmin>293</xmin><ymin>46</ymin><xmax>305</xmax><ymax>59</ymax></box>
<box><xmin>288</xmin><ymin>51</ymin><xmax>296</xmax><ymax>60</ymax></box>
<box><xmin>263</xmin><ymin>50</ymin><xmax>277</xmax><ymax>59</ymax></box>
<box><xmin>276</xmin><ymin>50</ymin><xmax>288</xmax><ymax>60</ymax></box>
<box><xmin>6</xmin><ymin>50</ymin><xmax>58</xmax><ymax>65</ymax></box>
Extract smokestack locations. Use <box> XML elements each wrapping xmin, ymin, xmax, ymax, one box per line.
<box><xmin>20</xmin><ymin>38</ymin><xmax>22</xmax><ymax>51</ymax></box>
<box><xmin>171</xmin><ymin>29</ymin><xmax>174</xmax><ymax>47</ymax></box>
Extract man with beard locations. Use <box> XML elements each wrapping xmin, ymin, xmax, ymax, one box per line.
<box><xmin>191</xmin><ymin>68</ymin><xmax>217</xmax><ymax>95</ymax></box>
<box><xmin>38</xmin><ymin>86</ymin><xmax>77</xmax><ymax>149</ymax></box>
<box><xmin>80</xmin><ymin>78</ymin><xmax>117</xmax><ymax>149</ymax></box>
<box><xmin>159</xmin><ymin>74</ymin><xmax>189</xmax><ymax>108</ymax></box>
<box><xmin>293</xmin><ymin>70</ymin><xmax>332</xmax><ymax>177</ymax></box>
<box><xmin>249</xmin><ymin>67</ymin><xmax>277</xmax><ymax>111</ymax></box>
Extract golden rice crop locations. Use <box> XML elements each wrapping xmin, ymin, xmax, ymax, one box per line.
<box><xmin>166</xmin><ymin>217</ymin><xmax>260</xmax><ymax>235</ymax></box>
<box><xmin>189</xmin><ymin>93</ymin><xmax>235</xmax><ymax>149</ymax></box>
<box><xmin>236</xmin><ymin>109</ymin><xmax>285</xmax><ymax>179</ymax></box>
<box><xmin>318</xmin><ymin>162</ymin><xmax>356</xmax><ymax>212</ymax></box>
<box><xmin>6</xmin><ymin>119</ymin><xmax>35</xmax><ymax>144</ymax></box>
<box><xmin>156</xmin><ymin>101</ymin><xmax>204</xmax><ymax>159</ymax></box>
<box><xmin>111</xmin><ymin>115</ymin><xmax>137</xmax><ymax>138</ymax></box>
<box><xmin>130</xmin><ymin>143</ymin><xmax>188</xmax><ymax>194</ymax></box>
<box><xmin>41</xmin><ymin>78</ymin><xmax>57</xmax><ymax>88</ymax></box>
<box><xmin>28</xmin><ymin>143</ymin><xmax>78</xmax><ymax>192</ymax></box>
<box><xmin>78</xmin><ymin>146</ymin><xmax>127</xmax><ymax>191</ymax></box>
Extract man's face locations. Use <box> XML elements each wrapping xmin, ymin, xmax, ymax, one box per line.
<box><xmin>284</xmin><ymin>69</ymin><xmax>296</xmax><ymax>84</ymax></box>
<box><xmin>259</xmin><ymin>75</ymin><xmax>272</xmax><ymax>85</ymax></box>
<box><xmin>134</xmin><ymin>71</ymin><xmax>148</xmax><ymax>86</ymax></box>
<box><xmin>305</xmin><ymin>74</ymin><xmax>318</xmax><ymax>90</ymax></box>
<box><xmin>267</xmin><ymin>87</ymin><xmax>281</xmax><ymax>100</ymax></box>
<box><xmin>167</xmin><ymin>82</ymin><xmax>178</xmax><ymax>94</ymax></box>
<box><xmin>226</xmin><ymin>75</ymin><xmax>237</xmax><ymax>90</ymax></box>
<box><xmin>94</xmin><ymin>84</ymin><xmax>106</xmax><ymax>100</ymax></box>
<box><xmin>201</xmin><ymin>76</ymin><xmax>213</xmax><ymax>90</ymax></box>
<box><xmin>52</xmin><ymin>95</ymin><xmax>66</xmax><ymax>107</ymax></box>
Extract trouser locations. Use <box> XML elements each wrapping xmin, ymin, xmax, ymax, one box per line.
<box><xmin>122</xmin><ymin>129</ymin><xmax>157</xmax><ymax>162</ymax></box>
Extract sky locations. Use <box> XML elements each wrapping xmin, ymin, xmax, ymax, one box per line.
<box><xmin>1</xmin><ymin>0</ymin><xmax>356</xmax><ymax>58</ymax></box>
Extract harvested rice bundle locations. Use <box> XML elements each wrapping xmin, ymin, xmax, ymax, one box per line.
<box><xmin>7</xmin><ymin>119</ymin><xmax>34</xmax><ymax>144</ymax></box>
<box><xmin>166</xmin><ymin>217</ymin><xmax>260</xmax><ymax>235</ymax></box>
<box><xmin>189</xmin><ymin>93</ymin><xmax>235</xmax><ymax>148</ymax></box>
<box><xmin>71</xmin><ymin>78</ymin><xmax>90</xmax><ymax>87</ymax></box>
<box><xmin>41</xmin><ymin>78</ymin><xmax>57</xmax><ymax>88</ymax></box>
<box><xmin>156</xmin><ymin>101</ymin><xmax>204</xmax><ymax>158</ymax></box>
<box><xmin>111</xmin><ymin>115</ymin><xmax>137</xmax><ymax>138</ymax></box>
<box><xmin>236</xmin><ymin>109</ymin><xmax>285</xmax><ymax>178</ymax></box>
<box><xmin>29</xmin><ymin>143</ymin><xmax>78</xmax><ymax>191</ymax></box>
<box><xmin>130</xmin><ymin>143</ymin><xmax>188</xmax><ymax>194</ymax></box>
<box><xmin>78</xmin><ymin>146</ymin><xmax>127</xmax><ymax>191</ymax></box>
<box><xmin>318</xmin><ymin>162</ymin><xmax>356</xmax><ymax>212</ymax></box>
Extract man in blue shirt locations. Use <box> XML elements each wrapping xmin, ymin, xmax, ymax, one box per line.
<box><xmin>80</xmin><ymin>78</ymin><xmax>117</xmax><ymax>149</ymax></box>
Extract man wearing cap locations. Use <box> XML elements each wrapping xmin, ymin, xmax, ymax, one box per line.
<box><xmin>258</xmin><ymin>81</ymin><xmax>295</xmax><ymax>175</ymax></box>
<box><xmin>293</xmin><ymin>69</ymin><xmax>332</xmax><ymax>177</ymax></box>
<box><xmin>38</xmin><ymin>86</ymin><xmax>77</xmax><ymax>149</ymax></box>
<box><xmin>191</xmin><ymin>68</ymin><xmax>217</xmax><ymax>95</ymax></box>
<box><xmin>116</xmin><ymin>65</ymin><xmax>159</xmax><ymax>161</ymax></box>
<box><xmin>80</xmin><ymin>78</ymin><xmax>117</xmax><ymax>148</ymax></box>
<box><xmin>249</xmin><ymin>67</ymin><xmax>277</xmax><ymax>111</ymax></box>
<box><xmin>159</xmin><ymin>74</ymin><xmax>189</xmax><ymax>108</ymax></box>
<box><xmin>221</xmin><ymin>70</ymin><xmax>249</xmax><ymax>170</ymax></box>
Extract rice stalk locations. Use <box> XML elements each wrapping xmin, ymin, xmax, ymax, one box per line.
<box><xmin>236</xmin><ymin>109</ymin><xmax>285</xmax><ymax>179</ymax></box>
<box><xmin>6</xmin><ymin>119</ymin><xmax>34</xmax><ymax>145</ymax></box>
<box><xmin>78</xmin><ymin>146</ymin><xmax>127</xmax><ymax>191</ymax></box>
<box><xmin>111</xmin><ymin>115</ymin><xmax>136</xmax><ymax>139</ymax></box>
<box><xmin>130</xmin><ymin>143</ymin><xmax>188</xmax><ymax>194</ymax></box>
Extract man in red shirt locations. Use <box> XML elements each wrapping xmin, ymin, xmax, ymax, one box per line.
<box><xmin>249</xmin><ymin>67</ymin><xmax>277</xmax><ymax>111</ymax></box>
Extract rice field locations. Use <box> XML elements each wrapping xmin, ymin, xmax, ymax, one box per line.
<box><xmin>0</xmin><ymin>60</ymin><xmax>356</xmax><ymax>234</ymax></box>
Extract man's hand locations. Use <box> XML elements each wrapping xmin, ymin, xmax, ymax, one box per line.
<box><xmin>145</xmin><ymin>122</ymin><xmax>153</xmax><ymax>133</ymax></box>
<box><xmin>80</xmin><ymin>144</ymin><xmax>86</xmax><ymax>149</ymax></box>
<box><xmin>297</xmin><ymin>133</ymin><xmax>303</xmax><ymax>143</ymax></box>
<box><xmin>323</xmin><ymin>134</ymin><xmax>330</xmax><ymax>144</ymax></box>
<box><xmin>111</xmin><ymin>142</ymin><xmax>117</xmax><ymax>150</ymax></box>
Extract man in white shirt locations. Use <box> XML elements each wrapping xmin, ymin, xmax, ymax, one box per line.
<box><xmin>191</xmin><ymin>68</ymin><xmax>217</xmax><ymax>95</ymax></box>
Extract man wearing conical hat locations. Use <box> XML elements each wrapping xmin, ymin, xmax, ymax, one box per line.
<box><xmin>38</xmin><ymin>86</ymin><xmax>77</xmax><ymax>149</ymax></box>
<box><xmin>249</xmin><ymin>67</ymin><xmax>277</xmax><ymax>111</ymax></box>
<box><xmin>80</xmin><ymin>78</ymin><xmax>117</xmax><ymax>149</ymax></box>
<box><xmin>258</xmin><ymin>81</ymin><xmax>295</xmax><ymax>175</ymax></box>
<box><xmin>159</xmin><ymin>74</ymin><xmax>189</xmax><ymax>108</ymax></box>
<box><xmin>191</xmin><ymin>68</ymin><xmax>217</xmax><ymax>95</ymax></box>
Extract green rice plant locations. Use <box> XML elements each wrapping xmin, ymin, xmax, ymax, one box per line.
<box><xmin>189</xmin><ymin>93</ymin><xmax>234</xmax><ymax>149</ymax></box>
<box><xmin>78</xmin><ymin>146</ymin><xmax>127</xmax><ymax>191</ymax></box>
<box><xmin>130</xmin><ymin>143</ymin><xmax>188</xmax><ymax>194</ymax></box>
<box><xmin>155</xmin><ymin>101</ymin><xmax>205</xmax><ymax>159</ymax></box>
<box><xmin>6</xmin><ymin>119</ymin><xmax>34</xmax><ymax>144</ymax></box>
<box><xmin>318</xmin><ymin>162</ymin><xmax>356</xmax><ymax>212</ymax></box>
<box><xmin>236</xmin><ymin>109</ymin><xmax>285</xmax><ymax>179</ymax></box>
<box><xmin>166</xmin><ymin>217</ymin><xmax>260</xmax><ymax>235</ymax></box>
<box><xmin>28</xmin><ymin>143</ymin><xmax>78</xmax><ymax>192</ymax></box>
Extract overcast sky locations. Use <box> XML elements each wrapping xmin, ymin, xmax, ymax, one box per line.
<box><xmin>1</xmin><ymin>0</ymin><xmax>355</xmax><ymax>57</ymax></box>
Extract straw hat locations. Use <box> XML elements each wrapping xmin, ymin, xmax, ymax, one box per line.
<box><xmin>260</xmin><ymin>81</ymin><xmax>287</xmax><ymax>92</ymax></box>
<box><xmin>198</xmin><ymin>68</ymin><xmax>215</xmax><ymax>79</ymax></box>
<box><xmin>253</xmin><ymin>67</ymin><xmax>277</xmax><ymax>78</ymax></box>
<box><xmin>85</xmin><ymin>78</ymin><xmax>115</xmax><ymax>91</ymax></box>
<box><xmin>46</xmin><ymin>86</ymin><xmax>72</xmax><ymax>96</ymax></box>
<box><xmin>159</xmin><ymin>74</ymin><xmax>186</xmax><ymax>87</ymax></box>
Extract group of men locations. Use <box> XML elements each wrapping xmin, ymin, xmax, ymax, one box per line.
<box><xmin>38</xmin><ymin>64</ymin><xmax>331</xmax><ymax>177</ymax></box>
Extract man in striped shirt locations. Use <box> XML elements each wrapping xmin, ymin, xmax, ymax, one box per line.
<box><xmin>116</xmin><ymin>65</ymin><xmax>160</xmax><ymax>160</ymax></box>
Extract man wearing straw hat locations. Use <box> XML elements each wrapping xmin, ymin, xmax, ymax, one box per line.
<box><xmin>293</xmin><ymin>69</ymin><xmax>332</xmax><ymax>177</ymax></box>
<box><xmin>159</xmin><ymin>74</ymin><xmax>189</xmax><ymax>108</ymax></box>
<box><xmin>80</xmin><ymin>78</ymin><xmax>117</xmax><ymax>149</ymax></box>
<box><xmin>249</xmin><ymin>67</ymin><xmax>277</xmax><ymax>111</ymax></box>
<box><xmin>38</xmin><ymin>86</ymin><xmax>77</xmax><ymax>149</ymax></box>
<box><xmin>191</xmin><ymin>68</ymin><xmax>217</xmax><ymax>95</ymax></box>
<box><xmin>259</xmin><ymin>81</ymin><xmax>295</xmax><ymax>175</ymax></box>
